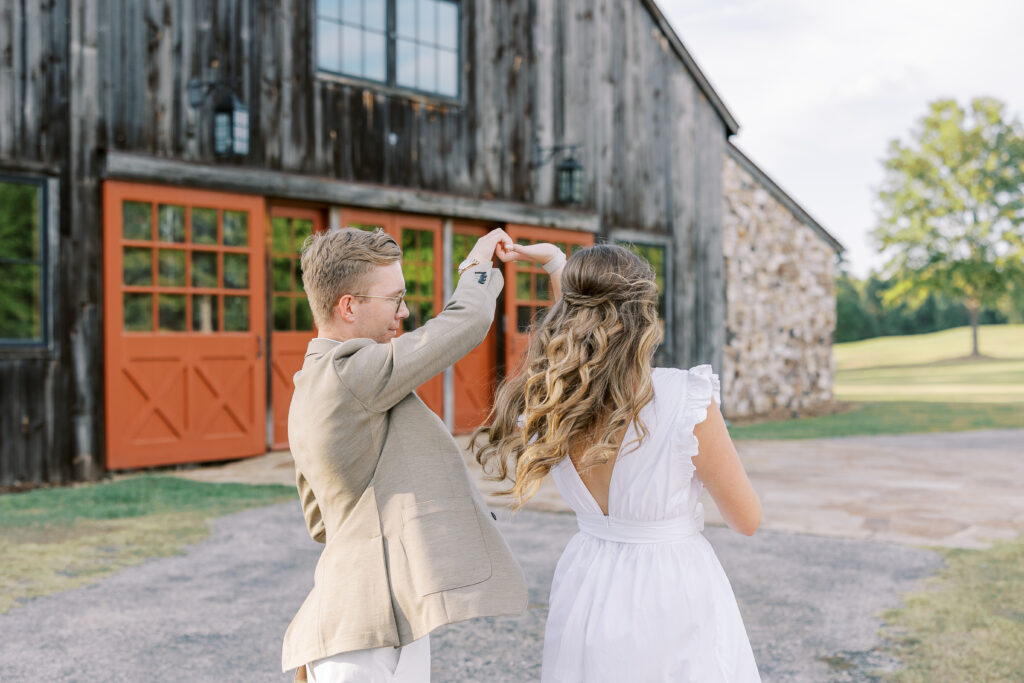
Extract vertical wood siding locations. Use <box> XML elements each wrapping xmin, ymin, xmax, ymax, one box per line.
<box><xmin>0</xmin><ymin>0</ymin><xmax>75</xmax><ymax>485</ymax></box>
<box><xmin>0</xmin><ymin>0</ymin><xmax>728</xmax><ymax>483</ymax></box>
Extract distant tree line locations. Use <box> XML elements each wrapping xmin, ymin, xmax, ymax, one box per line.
<box><xmin>835</xmin><ymin>269</ymin><xmax>1017</xmax><ymax>343</ymax></box>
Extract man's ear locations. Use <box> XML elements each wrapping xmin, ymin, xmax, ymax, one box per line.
<box><xmin>335</xmin><ymin>294</ymin><xmax>357</xmax><ymax>323</ymax></box>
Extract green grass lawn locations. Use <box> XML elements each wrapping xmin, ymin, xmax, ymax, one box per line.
<box><xmin>882</xmin><ymin>536</ymin><xmax>1024</xmax><ymax>682</ymax></box>
<box><xmin>0</xmin><ymin>476</ymin><xmax>294</xmax><ymax>613</ymax></box>
<box><xmin>730</xmin><ymin>325</ymin><xmax>1024</xmax><ymax>439</ymax></box>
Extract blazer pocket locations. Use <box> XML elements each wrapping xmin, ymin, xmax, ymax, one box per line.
<box><xmin>401</xmin><ymin>497</ymin><xmax>493</xmax><ymax>596</ymax></box>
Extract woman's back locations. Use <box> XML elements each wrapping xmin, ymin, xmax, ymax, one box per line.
<box><xmin>542</xmin><ymin>365</ymin><xmax>762</xmax><ymax>683</ymax></box>
<box><xmin>552</xmin><ymin>366</ymin><xmax>714</xmax><ymax>523</ymax></box>
<box><xmin>470</xmin><ymin>243</ymin><xmax>761</xmax><ymax>681</ymax></box>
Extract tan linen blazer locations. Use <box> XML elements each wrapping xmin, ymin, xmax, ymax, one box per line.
<box><xmin>281</xmin><ymin>267</ymin><xmax>528</xmax><ymax>672</ymax></box>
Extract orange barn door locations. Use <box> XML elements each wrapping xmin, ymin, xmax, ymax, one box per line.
<box><xmin>268</xmin><ymin>206</ymin><xmax>325</xmax><ymax>449</ymax></box>
<box><xmin>103</xmin><ymin>182</ymin><xmax>266</xmax><ymax>468</ymax></box>
<box><xmin>504</xmin><ymin>225</ymin><xmax>595</xmax><ymax>376</ymax></box>
<box><xmin>451</xmin><ymin>222</ymin><xmax>498</xmax><ymax>433</ymax></box>
<box><xmin>338</xmin><ymin>209</ymin><xmax>445</xmax><ymax>419</ymax></box>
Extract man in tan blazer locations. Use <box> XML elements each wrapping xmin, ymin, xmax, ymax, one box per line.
<box><xmin>282</xmin><ymin>227</ymin><xmax>527</xmax><ymax>682</ymax></box>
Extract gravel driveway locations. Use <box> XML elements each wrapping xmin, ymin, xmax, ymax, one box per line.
<box><xmin>0</xmin><ymin>501</ymin><xmax>941</xmax><ymax>682</ymax></box>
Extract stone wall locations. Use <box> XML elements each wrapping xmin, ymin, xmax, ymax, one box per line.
<box><xmin>721</xmin><ymin>150</ymin><xmax>838</xmax><ymax>418</ymax></box>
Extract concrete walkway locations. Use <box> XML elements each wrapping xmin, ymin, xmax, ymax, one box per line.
<box><xmin>178</xmin><ymin>429</ymin><xmax>1024</xmax><ymax>549</ymax></box>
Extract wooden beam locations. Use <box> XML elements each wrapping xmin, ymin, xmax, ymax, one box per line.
<box><xmin>103</xmin><ymin>152</ymin><xmax>602</xmax><ymax>233</ymax></box>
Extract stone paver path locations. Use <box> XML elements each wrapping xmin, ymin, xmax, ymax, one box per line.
<box><xmin>179</xmin><ymin>429</ymin><xmax>1024</xmax><ymax>549</ymax></box>
<box><xmin>723</xmin><ymin>430</ymin><xmax>1024</xmax><ymax>549</ymax></box>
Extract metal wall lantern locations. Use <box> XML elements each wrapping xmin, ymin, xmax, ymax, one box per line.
<box><xmin>213</xmin><ymin>91</ymin><xmax>249</xmax><ymax>157</ymax></box>
<box><xmin>188</xmin><ymin>77</ymin><xmax>250</xmax><ymax>158</ymax></box>
<box><xmin>556</xmin><ymin>156</ymin><xmax>584</xmax><ymax>205</ymax></box>
<box><xmin>536</xmin><ymin>143</ymin><xmax>585</xmax><ymax>205</ymax></box>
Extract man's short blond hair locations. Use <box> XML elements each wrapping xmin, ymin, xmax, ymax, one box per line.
<box><xmin>300</xmin><ymin>227</ymin><xmax>402</xmax><ymax>328</ymax></box>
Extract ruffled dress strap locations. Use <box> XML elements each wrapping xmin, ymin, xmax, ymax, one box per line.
<box><xmin>672</xmin><ymin>365</ymin><xmax>722</xmax><ymax>470</ymax></box>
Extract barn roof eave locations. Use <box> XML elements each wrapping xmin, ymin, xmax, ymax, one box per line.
<box><xmin>639</xmin><ymin>0</ymin><xmax>740</xmax><ymax>136</ymax></box>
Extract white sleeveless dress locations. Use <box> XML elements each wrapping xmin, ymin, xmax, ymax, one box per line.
<box><xmin>541</xmin><ymin>366</ymin><xmax>761</xmax><ymax>683</ymax></box>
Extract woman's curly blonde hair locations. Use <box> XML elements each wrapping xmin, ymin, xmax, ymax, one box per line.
<box><xmin>471</xmin><ymin>243</ymin><xmax>663</xmax><ymax>509</ymax></box>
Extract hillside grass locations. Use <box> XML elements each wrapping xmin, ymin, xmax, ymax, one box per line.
<box><xmin>833</xmin><ymin>324</ymin><xmax>1024</xmax><ymax>370</ymax></box>
<box><xmin>729</xmin><ymin>325</ymin><xmax>1024</xmax><ymax>439</ymax></box>
<box><xmin>0</xmin><ymin>476</ymin><xmax>294</xmax><ymax>613</ymax></box>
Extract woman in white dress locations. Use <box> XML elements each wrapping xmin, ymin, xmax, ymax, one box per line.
<box><xmin>473</xmin><ymin>243</ymin><xmax>763</xmax><ymax>682</ymax></box>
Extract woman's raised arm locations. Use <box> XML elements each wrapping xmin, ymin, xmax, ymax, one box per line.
<box><xmin>502</xmin><ymin>242</ymin><xmax>566</xmax><ymax>300</ymax></box>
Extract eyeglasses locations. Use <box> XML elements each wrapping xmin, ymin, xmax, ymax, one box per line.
<box><xmin>353</xmin><ymin>289</ymin><xmax>406</xmax><ymax>316</ymax></box>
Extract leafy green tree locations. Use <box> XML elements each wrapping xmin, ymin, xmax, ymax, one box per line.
<box><xmin>873</xmin><ymin>97</ymin><xmax>1024</xmax><ymax>356</ymax></box>
<box><xmin>835</xmin><ymin>271</ymin><xmax>878</xmax><ymax>342</ymax></box>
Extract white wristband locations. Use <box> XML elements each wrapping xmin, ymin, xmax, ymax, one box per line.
<box><xmin>542</xmin><ymin>250</ymin><xmax>567</xmax><ymax>274</ymax></box>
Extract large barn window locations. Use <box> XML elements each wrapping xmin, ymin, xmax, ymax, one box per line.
<box><xmin>0</xmin><ymin>174</ymin><xmax>55</xmax><ymax>349</ymax></box>
<box><xmin>316</xmin><ymin>0</ymin><xmax>460</xmax><ymax>98</ymax></box>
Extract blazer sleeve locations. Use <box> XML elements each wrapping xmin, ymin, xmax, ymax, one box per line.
<box><xmin>295</xmin><ymin>470</ymin><xmax>326</xmax><ymax>544</ymax></box>
<box><xmin>337</xmin><ymin>267</ymin><xmax>503</xmax><ymax>413</ymax></box>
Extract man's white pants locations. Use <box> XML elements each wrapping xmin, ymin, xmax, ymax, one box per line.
<box><xmin>306</xmin><ymin>636</ymin><xmax>430</xmax><ymax>683</ymax></box>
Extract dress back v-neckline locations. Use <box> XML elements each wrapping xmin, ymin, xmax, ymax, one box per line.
<box><xmin>565</xmin><ymin>419</ymin><xmax>636</xmax><ymax>517</ymax></box>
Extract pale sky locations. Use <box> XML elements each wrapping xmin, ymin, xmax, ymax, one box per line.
<box><xmin>660</xmin><ymin>0</ymin><xmax>1024</xmax><ymax>277</ymax></box>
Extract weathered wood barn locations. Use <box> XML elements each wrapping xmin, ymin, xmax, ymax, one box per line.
<box><xmin>0</xmin><ymin>0</ymin><xmax>834</xmax><ymax>485</ymax></box>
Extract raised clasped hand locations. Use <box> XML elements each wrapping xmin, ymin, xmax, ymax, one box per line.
<box><xmin>502</xmin><ymin>241</ymin><xmax>560</xmax><ymax>266</ymax></box>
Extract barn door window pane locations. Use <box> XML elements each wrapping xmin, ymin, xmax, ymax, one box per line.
<box><xmin>270</xmin><ymin>215</ymin><xmax>316</xmax><ymax>332</ymax></box>
<box><xmin>191</xmin><ymin>207</ymin><xmax>218</xmax><ymax>245</ymax></box>
<box><xmin>273</xmin><ymin>296</ymin><xmax>292</xmax><ymax>332</ymax></box>
<box><xmin>317</xmin><ymin>0</ymin><xmax>459</xmax><ymax>98</ymax></box>
<box><xmin>224</xmin><ymin>296</ymin><xmax>250</xmax><ymax>331</ymax></box>
<box><xmin>158</xmin><ymin>249</ymin><xmax>186</xmax><ymax>287</ymax></box>
<box><xmin>295</xmin><ymin>297</ymin><xmax>314</xmax><ymax>330</ymax></box>
<box><xmin>0</xmin><ymin>176</ymin><xmax>51</xmax><ymax>345</ymax></box>
<box><xmin>222</xmin><ymin>211</ymin><xmax>248</xmax><ymax>247</ymax></box>
<box><xmin>192</xmin><ymin>294</ymin><xmax>219</xmax><ymax>333</ymax></box>
<box><xmin>124</xmin><ymin>293</ymin><xmax>153</xmax><ymax>331</ymax></box>
<box><xmin>192</xmin><ymin>251</ymin><xmax>218</xmax><ymax>288</ymax></box>
<box><xmin>157</xmin><ymin>205</ymin><xmax>185</xmax><ymax>243</ymax></box>
<box><xmin>158</xmin><ymin>294</ymin><xmax>186</xmax><ymax>331</ymax></box>
<box><xmin>223</xmin><ymin>253</ymin><xmax>250</xmax><ymax>289</ymax></box>
<box><xmin>122</xmin><ymin>201</ymin><xmax>152</xmax><ymax>240</ymax></box>
<box><xmin>123</xmin><ymin>248</ymin><xmax>153</xmax><ymax>286</ymax></box>
<box><xmin>400</xmin><ymin>227</ymin><xmax>436</xmax><ymax>332</ymax></box>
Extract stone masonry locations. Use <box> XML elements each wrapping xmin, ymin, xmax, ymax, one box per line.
<box><xmin>721</xmin><ymin>147</ymin><xmax>840</xmax><ymax>418</ymax></box>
